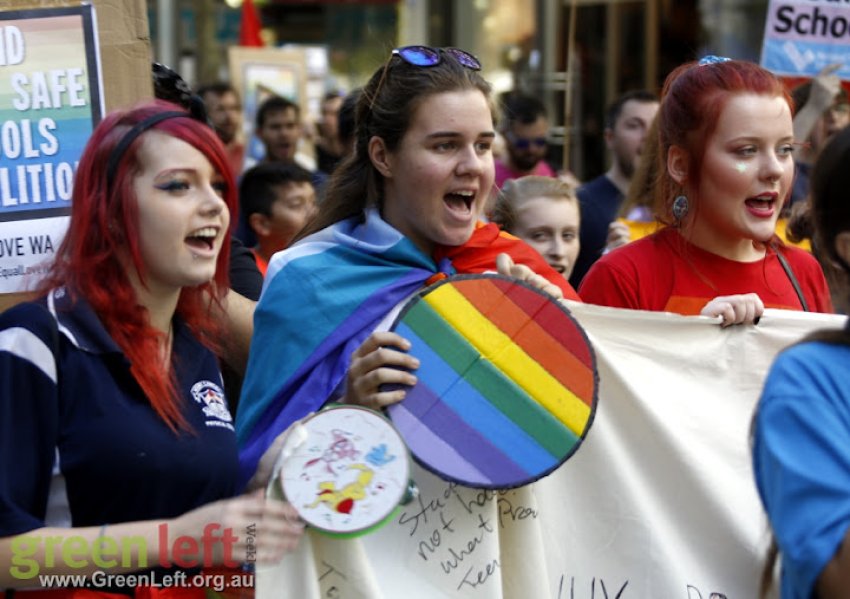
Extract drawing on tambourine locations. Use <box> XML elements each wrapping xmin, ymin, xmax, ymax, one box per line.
<box><xmin>280</xmin><ymin>406</ymin><xmax>410</xmax><ymax>535</ymax></box>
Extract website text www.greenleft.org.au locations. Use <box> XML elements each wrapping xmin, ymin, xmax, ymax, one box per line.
<box><xmin>36</xmin><ymin>570</ymin><xmax>254</xmax><ymax>592</ymax></box>
<box><xmin>9</xmin><ymin>523</ymin><xmax>246</xmax><ymax>580</ymax></box>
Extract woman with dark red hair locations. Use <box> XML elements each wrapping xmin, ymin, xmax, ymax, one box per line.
<box><xmin>579</xmin><ymin>57</ymin><xmax>833</xmax><ymax>323</ymax></box>
<box><xmin>0</xmin><ymin>101</ymin><xmax>303</xmax><ymax>596</ymax></box>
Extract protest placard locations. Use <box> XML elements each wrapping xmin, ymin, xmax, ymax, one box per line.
<box><xmin>0</xmin><ymin>5</ymin><xmax>102</xmax><ymax>293</ymax></box>
<box><xmin>762</xmin><ymin>0</ymin><xmax>850</xmax><ymax>79</ymax></box>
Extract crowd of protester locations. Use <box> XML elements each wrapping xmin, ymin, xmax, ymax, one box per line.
<box><xmin>1</xmin><ymin>43</ymin><xmax>849</xmax><ymax>599</ymax></box>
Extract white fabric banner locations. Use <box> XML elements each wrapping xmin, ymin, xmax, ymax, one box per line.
<box><xmin>260</xmin><ymin>303</ymin><xmax>845</xmax><ymax>599</ymax></box>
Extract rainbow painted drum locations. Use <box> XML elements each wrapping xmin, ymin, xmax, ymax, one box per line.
<box><xmin>386</xmin><ymin>274</ymin><xmax>598</xmax><ymax>489</ymax></box>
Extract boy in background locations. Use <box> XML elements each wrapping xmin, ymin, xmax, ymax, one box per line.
<box><xmin>239</xmin><ymin>163</ymin><xmax>317</xmax><ymax>276</ymax></box>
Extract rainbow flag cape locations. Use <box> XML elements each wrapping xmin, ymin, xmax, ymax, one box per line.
<box><xmin>236</xmin><ymin>210</ymin><xmax>450</xmax><ymax>485</ymax></box>
<box><xmin>236</xmin><ymin>210</ymin><xmax>579</xmax><ymax>486</ymax></box>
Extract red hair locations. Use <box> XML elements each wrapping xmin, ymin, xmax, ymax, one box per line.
<box><xmin>40</xmin><ymin>101</ymin><xmax>237</xmax><ymax>432</ymax></box>
<box><xmin>654</xmin><ymin>60</ymin><xmax>792</xmax><ymax>225</ymax></box>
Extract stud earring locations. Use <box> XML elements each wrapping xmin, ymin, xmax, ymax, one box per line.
<box><xmin>672</xmin><ymin>195</ymin><xmax>689</xmax><ymax>223</ymax></box>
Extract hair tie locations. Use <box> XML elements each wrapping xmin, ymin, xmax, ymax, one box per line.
<box><xmin>698</xmin><ymin>55</ymin><xmax>732</xmax><ymax>66</ymax></box>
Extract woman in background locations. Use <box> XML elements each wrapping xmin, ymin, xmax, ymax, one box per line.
<box><xmin>492</xmin><ymin>175</ymin><xmax>581</xmax><ymax>280</ymax></box>
<box><xmin>579</xmin><ymin>57</ymin><xmax>831</xmax><ymax>324</ymax></box>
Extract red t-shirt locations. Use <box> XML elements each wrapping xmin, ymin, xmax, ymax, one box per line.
<box><xmin>578</xmin><ymin>227</ymin><xmax>832</xmax><ymax>314</ymax></box>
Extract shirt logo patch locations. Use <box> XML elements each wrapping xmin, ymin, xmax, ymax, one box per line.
<box><xmin>191</xmin><ymin>380</ymin><xmax>233</xmax><ymax>429</ymax></box>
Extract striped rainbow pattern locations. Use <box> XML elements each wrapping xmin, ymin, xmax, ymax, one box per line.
<box><xmin>387</xmin><ymin>275</ymin><xmax>597</xmax><ymax>489</ymax></box>
<box><xmin>0</xmin><ymin>9</ymin><xmax>100</xmax><ymax>218</ymax></box>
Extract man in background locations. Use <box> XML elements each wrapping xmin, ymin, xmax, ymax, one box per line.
<box><xmin>251</xmin><ymin>95</ymin><xmax>328</xmax><ymax>193</ymax></box>
<box><xmin>495</xmin><ymin>92</ymin><xmax>557</xmax><ymax>189</ymax></box>
<box><xmin>315</xmin><ymin>91</ymin><xmax>345</xmax><ymax>174</ymax></box>
<box><xmin>255</xmin><ymin>96</ymin><xmax>304</xmax><ymax>166</ymax></box>
<box><xmin>570</xmin><ymin>90</ymin><xmax>659</xmax><ymax>288</ymax></box>
<box><xmin>197</xmin><ymin>82</ymin><xmax>246</xmax><ymax>177</ymax></box>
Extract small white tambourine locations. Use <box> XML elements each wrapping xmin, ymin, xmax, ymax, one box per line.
<box><xmin>277</xmin><ymin>405</ymin><xmax>411</xmax><ymax>537</ymax></box>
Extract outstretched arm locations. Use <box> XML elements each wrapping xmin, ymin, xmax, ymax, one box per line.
<box><xmin>495</xmin><ymin>253</ymin><xmax>564</xmax><ymax>299</ymax></box>
<box><xmin>794</xmin><ymin>63</ymin><xmax>843</xmax><ymax>144</ymax></box>
<box><xmin>218</xmin><ymin>289</ymin><xmax>256</xmax><ymax>375</ymax></box>
<box><xmin>0</xmin><ymin>491</ymin><xmax>303</xmax><ymax>589</ymax></box>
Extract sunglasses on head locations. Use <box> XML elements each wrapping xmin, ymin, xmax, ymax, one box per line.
<box><xmin>392</xmin><ymin>46</ymin><xmax>482</xmax><ymax>70</ymax></box>
<box><xmin>506</xmin><ymin>132</ymin><xmax>547</xmax><ymax>150</ymax></box>
<box><xmin>368</xmin><ymin>46</ymin><xmax>482</xmax><ymax>111</ymax></box>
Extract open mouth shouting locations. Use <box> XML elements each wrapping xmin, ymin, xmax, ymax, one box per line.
<box><xmin>744</xmin><ymin>192</ymin><xmax>777</xmax><ymax>218</ymax></box>
<box><xmin>443</xmin><ymin>189</ymin><xmax>476</xmax><ymax>220</ymax></box>
<box><xmin>185</xmin><ymin>226</ymin><xmax>220</xmax><ymax>256</ymax></box>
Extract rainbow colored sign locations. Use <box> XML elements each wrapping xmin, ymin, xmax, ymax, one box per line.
<box><xmin>387</xmin><ymin>274</ymin><xmax>598</xmax><ymax>489</ymax></box>
<box><xmin>0</xmin><ymin>5</ymin><xmax>103</xmax><ymax>294</ymax></box>
<box><xmin>0</xmin><ymin>6</ymin><xmax>102</xmax><ymax>220</ymax></box>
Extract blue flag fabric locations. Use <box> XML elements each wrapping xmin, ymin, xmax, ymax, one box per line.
<box><xmin>236</xmin><ymin>210</ymin><xmax>452</xmax><ymax>486</ymax></box>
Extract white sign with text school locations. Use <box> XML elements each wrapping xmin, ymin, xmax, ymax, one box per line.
<box><xmin>259</xmin><ymin>304</ymin><xmax>845</xmax><ymax>599</ymax></box>
<box><xmin>0</xmin><ymin>6</ymin><xmax>103</xmax><ymax>293</ymax></box>
<box><xmin>762</xmin><ymin>0</ymin><xmax>850</xmax><ymax>79</ymax></box>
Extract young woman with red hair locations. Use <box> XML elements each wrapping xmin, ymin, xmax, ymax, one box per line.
<box><xmin>579</xmin><ymin>58</ymin><xmax>833</xmax><ymax>323</ymax></box>
<box><xmin>0</xmin><ymin>101</ymin><xmax>303</xmax><ymax>596</ymax></box>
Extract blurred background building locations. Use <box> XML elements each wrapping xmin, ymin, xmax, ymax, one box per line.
<box><xmin>148</xmin><ymin>0</ymin><xmax>770</xmax><ymax>181</ymax></box>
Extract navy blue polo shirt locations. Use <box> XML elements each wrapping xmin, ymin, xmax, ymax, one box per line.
<box><xmin>0</xmin><ymin>288</ymin><xmax>239</xmax><ymax>538</ymax></box>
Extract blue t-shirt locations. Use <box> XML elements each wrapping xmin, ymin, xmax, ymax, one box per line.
<box><xmin>0</xmin><ymin>288</ymin><xmax>239</xmax><ymax>536</ymax></box>
<box><xmin>571</xmin><ymin>174</ymin><xmax>623</xmax><ymax>288</ymax></box>
<box><xmin>753</xmin><ymin>339</ymin><xmax>850</xmax><ymax>599</ymax></box>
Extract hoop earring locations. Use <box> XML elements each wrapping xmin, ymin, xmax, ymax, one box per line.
<box><xmin>672</xmin><ymin>195</ymin><xmax>689</xmax><ymax>224</ymax></box>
